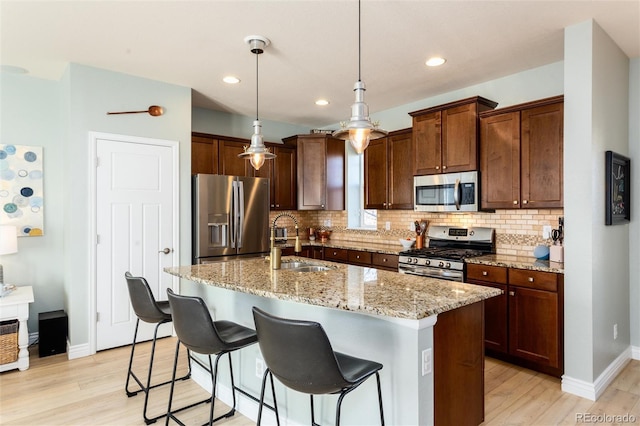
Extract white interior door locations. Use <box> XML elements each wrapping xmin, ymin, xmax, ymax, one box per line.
<box><xmin>95</xmin><ymin>135</ymin><xmax>177</xmax><ymax>351</ymax></box>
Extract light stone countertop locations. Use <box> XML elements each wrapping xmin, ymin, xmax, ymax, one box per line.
<box><xmin>466</xmin><ymin>254</ymin><xmax>565</xmax><ymax>274</ymax></box>
<box><xmin>165</xmin><ymin>256</ymin><xmax>502</xmax><ymax>320</ymax></box>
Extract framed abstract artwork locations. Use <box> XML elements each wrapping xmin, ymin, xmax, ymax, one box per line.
<box><xmin>0</xmin><ymin>144</ymin><xmax>44</xmax><ymax>236</ymax></box>
<box><xmin>605</xmin><ymin>150</ymin><xmax>630</xmax><ymax>226</ymax></box>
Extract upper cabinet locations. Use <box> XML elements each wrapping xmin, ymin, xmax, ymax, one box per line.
<box><xmin>479</xmin><ymin>96</ymin><xmax>564</xmax><ymax>210</ymax></box>
<box><xmin>364</xmin><ymin>128</ymin><xmax>413</xmax><ymax>210</ymax></box>
<box><xmin>409</xmin><ymin>97</ymin><xmax>498</xmax><ymax>175</ymax></box>
<box><xmin>191</xmin><ymin>133</ymin><xmax>297</xmax><ymax>210</ymax></box>
<box><xmin>284</xmin><ymin>134</ymin><xmax>345</xmax><ymax>211</ymax></box>
<box><xmin>191</xmin><ymin>133</ymin><xmax>252</xmax><ymax>177</ymax></box>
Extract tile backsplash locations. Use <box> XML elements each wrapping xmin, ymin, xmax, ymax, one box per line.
<box><xmin>270</xmin><ymin>209</ymin><xmax>564</xmax><ymax>257</ymax></box>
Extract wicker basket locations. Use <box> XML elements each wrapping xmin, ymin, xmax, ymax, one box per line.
<box><xmin>0</xmin><ymin>320</ymin><xmax>19</xmax><ymax>364</ymax></box>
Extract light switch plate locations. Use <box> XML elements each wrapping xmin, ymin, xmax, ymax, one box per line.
<box><xmin>543</xmin><ymin>225</ymin><xmax>552</xmax><ymax>239</ymax></box>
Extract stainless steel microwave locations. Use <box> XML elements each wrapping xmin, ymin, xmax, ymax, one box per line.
<box><xmin>414</xmin><ymin>171</ymin><xmax>479</xmax><ymax>212</ymax></box>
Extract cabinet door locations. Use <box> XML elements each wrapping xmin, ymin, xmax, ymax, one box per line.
<box><xmin>192</xmin><ymin>136</ymin><xmax>218</xmax><ymax>175</ymax></box>
<box><xmin>297</xmin><ymin>137</ymin><xmax>327</xmax><ymax>210</ymax></box>
<box><xmin>371</xmin><ymin>253</ymin><xmax>399</xmax><ymax>271</ymax></box>
<box><xmin>272</xmin><ymin>146</ymin><xmax>296</xmax><ymax>210</ymax></box>
<box><xmin>521</xmin><ymin>102</ymin><xmax>563</xmax><ymax>208</ymax></box>
<box><xmin>442</xmin><ymin>103</ymin><xmax>478</xmax><ymax>173</ymax></box>
<box><xmin>219</xmin><ymin>139</ymin><xmax>251</xmax><ymax>177</ymax></box>
<box><xmin>388</xmin><ymin>130</ymin><xmax>414</xmax><ymax>209</ymax></box>
<box><xmin>480</xmin><ymin>112</ymin><xmax>521</xmax><ymax>209</ymax></box>
<box><xmin>348</xmin><ymin>250</ymin><xmax>372</xmax><ymax>266</ymax></box>
<box><xmin>364</xmin><ymin>138</ymin><xmax>389</xmax><ymax>209</ymax></box>
<box><xmin>508</xmin><ymin>286</ymin><xmax>560</xmax><ymax>369</ymax></box>
<box><xmin>412</xmin><ymin>111</ymin><xmax>442</xmax><ymax>175</ymax></box>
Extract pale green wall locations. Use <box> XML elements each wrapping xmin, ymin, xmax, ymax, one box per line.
<box><xmin>564</xmin><ymin>20</ymin><xmax>631</xmax><ymax>383</ymax></box>
<box><xmin>629</xmin><ymin>58</ymin><xmax>639</xmax><ymax>351</ymax></box>
<box><xmin>0</xmin><ymin>73</ymin><xmax>65</xmax><ymax>333</ymax></box>
<box><xmin>192</xmin><ymin>107</ymin><xmax>308</xmax><ymax>143</ymax></box>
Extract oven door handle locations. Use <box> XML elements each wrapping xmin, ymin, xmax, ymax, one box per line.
<box><xmin>453</xmin><ymin>178</ymin><xmax>461</xmax><ymax>210</ymax></box>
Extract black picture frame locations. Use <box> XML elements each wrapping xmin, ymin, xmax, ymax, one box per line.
<box><xmin>605</xmin><ymin>150</ymin><xmax>631</xmax><ymax>225</ymax></box>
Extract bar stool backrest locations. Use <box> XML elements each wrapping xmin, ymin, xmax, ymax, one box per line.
<box><xmin>124</xmin><ymin>272</ymin><xmax>170</xmax><ymax>324</ymax></box>
<box><xmin>166</xmin><ymin>288</ymin><xmax>227</xmax><ymax>355</ymax></box>
<box><xmin>252</xmin><ymin>307</ymin><xmax>349</xmax><ymax>394</ymax></box>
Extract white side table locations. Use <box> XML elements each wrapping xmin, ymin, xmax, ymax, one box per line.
<box><xmin>0</xmin><ymin>286</ymin><xmax>34</xmax><ymax>371</ymax></box>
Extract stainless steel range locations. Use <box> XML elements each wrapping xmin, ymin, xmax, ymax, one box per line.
<box><xmin>398</xmin><ymin>225</ymin><xmax>495</xmax><ymax>282</ymax></box>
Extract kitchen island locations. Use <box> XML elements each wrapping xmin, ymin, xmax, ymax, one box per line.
<box><xmin>165</xmin><ymin>257</ymin><xmax>501</xmax><ymax>425</ymax></box>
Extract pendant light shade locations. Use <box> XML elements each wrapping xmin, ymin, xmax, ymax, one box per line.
<box><xmin>332</xmin><ymin>0</ymin><xmax>387</xmax><ymax>154</ymax></box>
<box><xmin>238</xmin><ymin>35</ymin><xmax>276</xmax><ymax>170</ymax></box>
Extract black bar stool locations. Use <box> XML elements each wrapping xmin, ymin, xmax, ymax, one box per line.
<box><xmin>124</xmin><ymin>272</ymin><xmax>192</xmax><ymax>424</ymax></box>
<box><xmin>166</xmin><ymin>288</ymin><xmax>259</xmax><ymax>426</ymax></box>
<box><xmin>252</xmin><ymin>307</ymin><xmax>385</xmax><ymax>426</ymax></box>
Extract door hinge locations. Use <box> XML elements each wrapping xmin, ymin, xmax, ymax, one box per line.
<box><xmin>96</xmin><ymin>157</ymin><xmax>100</xmax><ymax>167</ymax></box>
<box><xmin>96</xmin><ymin>312</ymin><xmax>100</xmax><ymax>322</ymax></box>
<box><xmin>96</xmin><ymin>234</ymin><xmax>100</xmax><ymax>244</ymax></box>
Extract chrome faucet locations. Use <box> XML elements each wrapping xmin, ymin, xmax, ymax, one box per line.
<box><xmin>270</xmin><ymin>213</ymin><xmax>302</xmax><ymax>269</ymax></box>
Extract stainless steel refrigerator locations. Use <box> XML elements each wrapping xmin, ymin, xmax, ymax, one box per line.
<box><xmin>192</xmin><ymin>174</ymin><xmax>270</xmax><ymax>264</ymax></box>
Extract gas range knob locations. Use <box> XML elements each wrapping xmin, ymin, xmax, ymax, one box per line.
<box><xmin>425</xmin><ymin>259</ymin><xmax>431</xmax><ymax>266</ymax></box>
<box><xmin>412</xmin><ymin>258</ymin><xmax>419</xmax><ymax>264</ymax></box>
<box><xmin>438</xmin><ymin>261</ymin><xmax>444</xmax><ymax>268</ymax></box>
<box><xmin>445</xmin><ymin>262</ymin><xmax>451</xmax><ymax>269</ymax></box>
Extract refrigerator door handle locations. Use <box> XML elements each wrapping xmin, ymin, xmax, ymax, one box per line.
<box><xmin>237</xmin><ymin>180</ymin><xmax>245</xmax><ymax>248</ymax></box>
<box><xmin>230</xmin><ymin>180</ymin><xmax>237</xmax><ymax>248</ymax></box>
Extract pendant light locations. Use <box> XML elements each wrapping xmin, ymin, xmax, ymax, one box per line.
<box><xmin>238</xmin><ymin>35</ymin><xmax>276</xmax><ymax>170</ymax></box>
<box><xmin>332</xmin><ymin>0</ymin><xmax>387</xmax><ymax>154</ymax></box>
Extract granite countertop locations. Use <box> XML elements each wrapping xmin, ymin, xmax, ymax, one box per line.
<box><xmin>165</xmin><ymin>256</ymin><xmax>502</xmax><ymax>320</ymax></box>
<box><xmin>466</xmin><ymin>254</ymin><xmax>565</xmax><ymax>274</ymax></box>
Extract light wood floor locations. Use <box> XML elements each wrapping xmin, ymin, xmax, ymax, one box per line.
<box><xmin>0</xmin><ymin>337</ymin><xmax>638</xmax><ymax>425</ymax></box>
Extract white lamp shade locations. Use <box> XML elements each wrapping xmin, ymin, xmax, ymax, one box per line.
<box><xmin>0</xmin><ymin>225</ymin><xmax>18</xmax><ymax>255</ymax></box>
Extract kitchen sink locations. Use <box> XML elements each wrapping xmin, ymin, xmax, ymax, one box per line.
<box><xmin>279</xmin><ymin>261</ymin><xmax>333</xmax><ymax>272</ymax></box>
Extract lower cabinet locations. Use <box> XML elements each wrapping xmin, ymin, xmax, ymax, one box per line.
<box><xmin>466</xmin><ymin>264</ymin><xmax>564</xmax><ymax>377</ymax></box>
<box><xmin>284</xmin><ymin>246</ymin><xmax>399</xmax><ymax>271</ymax></box>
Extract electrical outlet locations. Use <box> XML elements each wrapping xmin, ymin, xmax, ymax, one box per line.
<box><xmin>255</xmin><ymin>358</ymin><xmax>265</xmax><ymax>378</ymax></box>
<box><xmin>614</xmin><ymin>324</ymin><xmax>618</xmax><ymax>340</ymax></box>
<box><xmin>421</xmin><ymin>348</ymin><xmax>432</xmax><ymax>376</ymax></box>
<box><xmin>542</xmin><ymin>225</ymin><xmax>552</xmax><ymax>239</ymax></box>
<box><xmin>385</xmin><ymin>221</ymin><xmax>391</xmax><ymax>231</ymax></box>
<box><xmin>324</xmin><ymin>219</ymin><xmax>332</xmax><ymax>227</ymax></box>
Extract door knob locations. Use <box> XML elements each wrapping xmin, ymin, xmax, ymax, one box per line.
<box><xmin>159</xmin><ymin>248</ymin><xmax>172</xmax><ymax>254</ymax></box>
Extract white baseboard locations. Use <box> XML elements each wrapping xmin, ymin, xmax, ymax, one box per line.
<box><xmin>29</xmin><ymin>331</ymin><xmax>38</xmax><ymax>346</ymax></box>
<box><xmin>632</xmin><ymin>345</ymin><xmax>640</xmax><ymax>360</ymax></box>
<box><xmin>562</xmin><ymin>347</ymin><xmax>632</xmax><ymax>401</ymax></box>
<box><xmin>67</xmin><ymin>342</ymin><xmax>90</xmax><ymax>360</ymax></box>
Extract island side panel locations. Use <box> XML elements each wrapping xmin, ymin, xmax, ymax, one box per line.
<box><xmin>180</xmin><ymin>279</ymin><xmax>435</xmax><ymax>426</ymax></box>
<box><xmin>433</xmin><ymin>301</ymin><xmax>485</xmax><ymax>426</ymax></box>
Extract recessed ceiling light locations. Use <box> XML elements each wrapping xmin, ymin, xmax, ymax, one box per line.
<box><xmin>223</xmin><ymin>76</ymin><xmax>240</xmax><ymax>84</ymax></box>
<box><xmin>425</xmin><ymin>57</ymin><xmax>446</xmax><ymax>67</ymax></box>
<box><xmin>315</xmin><ymin>99</ymin><xmax>329</xmax><ymax>106</ymax></box>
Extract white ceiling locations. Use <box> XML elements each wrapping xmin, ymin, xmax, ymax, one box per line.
<box><xmin>1</xmin><ymin>1</ymin><xmax>638</xmax><ymax>128</ymax></box>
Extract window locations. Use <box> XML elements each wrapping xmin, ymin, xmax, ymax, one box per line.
<box><xmin>346</xmin><ymin>147</ymin><xmax>377</xmax><ymax>229</ymax></box>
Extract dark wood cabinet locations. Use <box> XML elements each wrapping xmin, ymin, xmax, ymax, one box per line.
<box><xmin>371</xmin><ymin>253</ymin><xmax>399</xmax><ymax>271</ymax></box>
<box><xmin>270</xmin><ymin>145</ymin><xmax>296</xmax><ymax>210</ymax></box>
<box><xmin>480</xmin><ymin>96</ymin><xmax>564</xmax><ymax>210</ymax></box>
<box><xmin>348</xmin><ymin>250</ymin><xmax>372</xmax><ymax>266</ymax></box>
<box><xmin>364</xmin><ymin>128</ymin><xmax>413</xmax><ymax>210</ymax></box>
<box><xmin>191</xmin><ymin>135</ymin><xmax>219</xmax><ymax>175</ymax></box>
<box><xmin>324</xmin><ymin>247</ymin><xmax>349</xmax><ymax>262</ymax></box>
<box><xmin>410</xmin><ymin>97</ymin><xmax>497</xmax><ymax>175</ymax></box>
<box><xmin>284</xmin><ymin>134</ymin><xmax>345</xmax><ymax>211</ymax></box>
<box><xmin>466</xmin><ymin>263</ymin><xmax>563</xmax><ymax>377</ymax></box>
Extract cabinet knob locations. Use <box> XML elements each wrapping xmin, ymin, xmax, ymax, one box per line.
<box><xmin>442</xmin><ymin>165</ymin><xmax>447</xmax><ymax>170</ymax></box>
<box><xmin>321</xmin><ymin>204</ymin><xmax>325</xmax><ymax>208</ymax></box>
<box><xmin>271</xmin><ymin>204</ymin><xmax>275</xmax><ymax>208</ymax></box>
<box><xmin>513</xmin><ymin>200</ymin><xmax>519</xmax><ymax>205</ymax></box>
<box><xmin>435</xmin><ymin>166</ymin><xmax>440</xmax><ymax>170</ymax></box>
<box><xmin>383</xmin><ymin>202</ymin><xmax>386</xmax><ymax>206</ymax></box>
<box><xmin>523</xmin><ymin>200</ymin><xmax>528</xmax><ymax>205</ymax></box>
<box><xmin>382</xmin><ymin>258</ymin><xmax>387</xmax><ymax>262</ymax></box>
<box><xmin>276</xmin><ymin>204</ymin><xmax>280</xmax><ymax>207</ymax></box>
<box><xmin>482</xmin><ymin>271</ymin><xmax>488</xmax><ymax>276</ymax></box>
<box><xmin>356</xmin><ymin>255</ymin><xmax>360</xmax><ymax>259</ymax></box>
<box><xmin>333</xmin><ymin>251</ymin><xmax>337</xmax><ymax>256</ymax></box>
<box><xmin>528</xmin><ymin>277</ymin><xmax>534</xmax><ymax>282</ymax></box>
<box><xmin>509</xmin><ymin>291</ymin><xmax>515</xmax><ymax>296</ymax></box>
